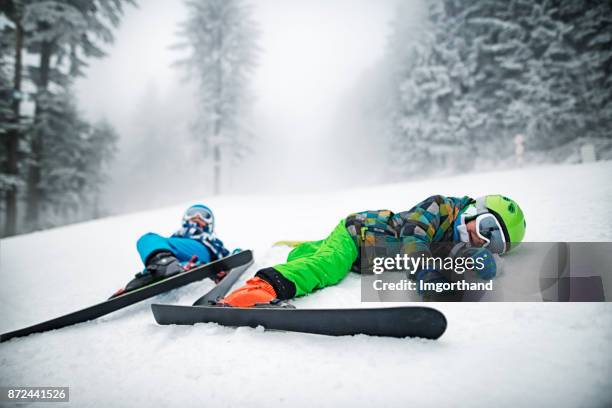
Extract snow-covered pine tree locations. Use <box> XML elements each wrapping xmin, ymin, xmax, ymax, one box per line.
<box><xmin>33</xmin><ymin>89</ymin><xmax>87</xmax><ymax>224</ymax></box>
<box><xmin>0</xmin><ymin>17</ymin><xmax>16</xmax><ymax>234</ymax></box>
<box><xmin>554</xmin><ymin>1</ymin><xmax>612</xmax><ymax>144</ymax></box>
<box><xmin>502</xmin><ymin>0</ymin><xmax>611</xmax><ymax>153</ymax></box>
<box><xmin>388</xmin><ymin>0</ymin><xmax>475</xmax><ymax>177</ymax></box>
<box><xmin>75</xmin><ymin>117</ymin><xmax>117</xmax><ymax>220</ymax></box>
<box><xmin>0</xmin><ymin>34</ymin><xmax>12</xmax><ymax>135</ymax></box>
<box><xmin>31</xmin><ymin>89</ymin><xmax>117</xmax><ymax>226</ymax></box>
<box><xmin>428</xmin><ymin>0</ymin><xmax>484</xmax><ymax>170</ymax></box>
<box><xmin>174</xmin><ymin>0</ymin><xmax>259</xmax><ymax>195</ymax></box>
<box><xmin>22</xmin><ymin>0</ymin><xmax>132</xmax><ymax>230</ymax></box>
<box><xmin>0</xmin><ymin>31</ymin><xmax>14</xmax><ymax>232</ymax></box>
<box><xmin>386</xmin><ymin>2</ymin><xmax>426</xmax><ymax>177</ymax></box>
<box><xmin>387</xmin><ymin>0</ymin><xmax>610</xmax><ymax>175</ymax></box>
<box><xmin>451</xmin><ymin>0</ymin><xmax>536</xmax><ymax>161</ymax></box>
<box><xmin>388</xmin><ymin>1</ymin><xmax>444</xmax><ymax>176</ymax></box>
<box><xmin>0</xmin><ymin>0</ymin><xmax>27</xmax><ymax>237</ymax></box>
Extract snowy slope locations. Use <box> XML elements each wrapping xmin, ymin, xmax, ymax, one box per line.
<box><xmin>1</xmin><ymin>161</ymin><xmax>611</xmax><ymax>408</ymax></box>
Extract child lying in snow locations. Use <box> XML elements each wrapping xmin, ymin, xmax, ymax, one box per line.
<box><xmin>111</xmin><ymin>204</ymin><xmax>230</xmax><ymax>297</ymax></box>
<box><xmin>221</xmin><ymin>195</ymin><xmax>526</xmax><ymax>306</ymax></box>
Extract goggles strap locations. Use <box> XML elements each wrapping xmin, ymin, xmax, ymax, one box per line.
<box><xmin>475</xmin><ymin>197</ymin><xmax>488</xmax><ymax>215</ymax></box>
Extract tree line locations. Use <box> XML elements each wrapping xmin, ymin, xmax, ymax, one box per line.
<box><xmin>6</xmin><ymin>1</ymin><xmax>606</xmax><ymax>235</ymax></box>
<box><xmin>0</xmin><ymin>0</ymin><xmax>260</xmax><ymax>237</ymax></box>
<box><xmin>386</xmin><ymin>0</ymin><xmax>612</xmax><ymax>177</ymax></box>
<box><xmin>0</xmin><ymin>0</ymin><xmax>133</xmax><ymax>236</ymax></box>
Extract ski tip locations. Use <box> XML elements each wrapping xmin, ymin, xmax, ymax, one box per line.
<box><xmin>150</xmin><ymin>304</ymin><xmax>162</xmax><ymax>324</ymax></box>
<box><xmin>150</xmin><ymin>303</ymin><xmax>175</xmax><ymax>325</ymax></box>
<box><xmin>234</xmin><ymin>249</ymin><xmax>254</xmax><ymax>263</ymax></box>
<box><xmin>422</xmin><ymin>307</ymin><xmax>447</xmax><ymax>340</ymax></box>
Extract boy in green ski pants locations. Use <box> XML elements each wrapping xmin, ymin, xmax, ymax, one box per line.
<box><xmin>221</xmin><ymin>195</ymin><xmax>526</xmax><ymax>307</ymax></box>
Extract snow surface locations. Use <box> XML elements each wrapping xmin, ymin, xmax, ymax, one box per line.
<box><xmin>1</xmin><ymin>161</ymin><xmax>611</xmax><ymax>408</ymax></box>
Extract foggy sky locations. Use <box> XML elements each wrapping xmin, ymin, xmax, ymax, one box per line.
<box><xmin>75</xmin><ymin>0</ymin><xmax>401</xmax><ymax>213</ymax></box>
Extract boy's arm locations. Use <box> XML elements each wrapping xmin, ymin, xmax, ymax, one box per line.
<box><xmin>201</xmin><ymin>235</ymin><xmax>230</xmax><ymax>259</ymax></box>
<box><xmin>214</xmin><ymin>238</ymin><xmax>231</xmax><ymax>258</ymax></box>
<box><xmin>395</xmin><ymin>195</ymin><xmax>452</xmax><ymax>256</ymax></box>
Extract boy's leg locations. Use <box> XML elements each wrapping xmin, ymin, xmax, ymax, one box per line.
<box><xmin>167</xmin><ymin>237</ymin><xmax>212</xmax><ymax>264</ymax></box>
<box><xmin>286</xmin><ymin>239</ymin><xmax>324</xmax><ymax>261</ymax></box>
<box><xmin>136</xmin><ymin>233</ymin><xmax>211</xmax><ymax>266</ymax></box>
<box><xmin>136</xmin><ymin>233</ymin><xmax>174</xmax><ymax>265</ymax></box>
<box><xmin>269</xmin><ymin>221</ymin><xmax>358</xmax><ymax>297</ymax></box>
<box><xmin>120</xmin><ymin>234</ymin><xmax>185</xmax><ymax>295</ymax></box>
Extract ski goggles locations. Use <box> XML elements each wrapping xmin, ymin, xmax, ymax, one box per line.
<box><xmin>474</xmin><ymin>213</ymin><xmax>506</xmax><ymax>254</ymax></box>
<box><xmin>183</xmin><ymin>206</ymin><xmax>213</xmax><ymax>225</ymax></box>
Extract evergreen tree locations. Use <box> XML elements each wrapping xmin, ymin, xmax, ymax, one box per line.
<box><xmin>389</xmin><ymin>1</ymin><xmax>476</xmax><ymax>176</ymax></box>
<box><xmin>386</xmin><ymin>0</ymin><xmax>611</xmax><ymax>177</ymax></box>
<box><xmin>22</xmin><ymin>0</ymin><xmax>132</xmax><ymax>230</ymax></box>
<box><xmin>174</xmin><ymin>0</ymin><xmax>259</xmax><ymax>195</ymax></box>
<box><xmin>0</xmin><ymin>20</ymin><xmax>16</xmax><ymax>230</ymax></box>
<box><xmin>85</xmin><ymin>118</ymin><xmax>117</xmax><ymax>218</ymax></box>
<box><xmin>553</xmin><ymin>1</ymin><xmax>612</xmax><ymax>144</ymax></box>
<box><xmin>451</xmin><ymin>0</ymin><xmax>534</xmax><ymax>158</ymax></box>
<box><xmin>31</xmin><ymin>89</ymin><xmax>117</xmax><ymax>226</ymax></box>
<box><xmin>0</xmin><ymin>0</ymin><xmax>27</xmax><ymax>236</ymax></box>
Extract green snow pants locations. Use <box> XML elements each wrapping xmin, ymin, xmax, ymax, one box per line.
<box><xmin>274</xmin><ymin>220</ymin><xmax>359</xmax><ymax>297</ymax></box>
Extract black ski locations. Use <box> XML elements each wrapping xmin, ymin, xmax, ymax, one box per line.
<box><xmin>192</xmin><ymin>260</ymin><xmax>251</xmax><ymax>305</ymax></box>
<box><xmin>0</xmin><ymin>250</ymin><xmax>253</xmax><ymax>343</ymax></box>
<box><xmin>151</xmin><ymin>304</ymin><xmax>447</xmax><ymax>340</ymax></box>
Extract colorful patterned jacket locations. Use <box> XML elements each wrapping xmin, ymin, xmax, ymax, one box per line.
<box><xmin>344</xmin><ymin>195</ymin><xmax>474</xmax><ymax>272</ymax></box>
<box><xmin>172</xmin><ymin>222</ymin><xmax>230</xmax><ymax>261</ymax></box>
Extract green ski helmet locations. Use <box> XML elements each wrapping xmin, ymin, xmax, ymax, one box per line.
<box><xmin>474</xmin><ymin>195</ymin><xmax>526</xmax><ymax>253</ymax></box>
